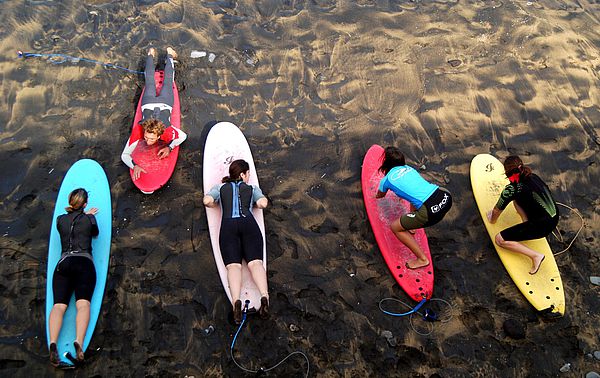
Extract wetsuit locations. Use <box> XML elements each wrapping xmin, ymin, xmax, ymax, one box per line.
<box><xmin>53</xmin><ymin>210</ymin><xmax>98</xmax><ymax>305</ymax></box>
<box><xmin>496</xmin><ymin>173</ymin><xmax>559</xmax><ymax>241</ymax></box>
<box><xmin>207</xmin><ymin>181</ymin><xmax>265</xmax><ymax>265</ymax></box>
<box><xmin>378</xmin><ymin>165</ymin><xmax>452</xmax><ymax>230</ymax></box>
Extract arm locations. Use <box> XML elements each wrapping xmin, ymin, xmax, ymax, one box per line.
<box><xmin>86</xmin><ymin>214</ymin><xmax>100</xmax><ymax>237</ymax></box>
<box><xmin>158</xmin><ymin>126</ymin><xmax>187</xmax><ymax>159</ymax></box>
<box><xmin>121</xmin><ymin>139</ymin><xmax>147</xmax><ymax>179</ymax></box>
<box><xmin>203</xmin><ymin>185</ymin><xmax>221</xmax><ymax>208</ymax></box>
<box><xmin>487</xmin><ymin>207</ymin><xmax>502</xmax><ymax>224</ymax></box>
<box><xmin>251</xmin><ymin>186</ymin><xmax>268</xmax><ymax>209</ymax></box>
<box><xmin>203</xmin><ymin>195</ymin><xmax>218</xmax><ymax>208</ymax></box>
<box><xmin>256</xmin><ymin>197</ymin><xmax>268</xmax><ymax>209</ymax></box>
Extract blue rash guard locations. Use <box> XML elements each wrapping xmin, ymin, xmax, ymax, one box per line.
<box><xmin>378</xmin><ymin>166</ymin><xmax>438</xmax><ymax>209</ymax></box>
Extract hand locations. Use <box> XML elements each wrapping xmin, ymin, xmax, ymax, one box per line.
<box><xmin>86</xmin><ymin>207</ymin><xmax>99</xmax><ymax>215</ymax></box>
<box><xmin>157</xmin><ymin>146</ymin><xmax>171</xmax><ymax>159</ymax></box>
<box><xmin>487</xmin><ymin>209</ymin><xmax>494</xmax><ymax>223</ymax></box>
<box><xmin>133</xmin><ymin>165</ymin><xmax>147</xmax><ymax>180</ymax></box>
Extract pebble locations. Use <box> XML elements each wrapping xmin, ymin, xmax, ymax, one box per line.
<box><xmin>203</xmin><ymin>325</ymin><xmax>214</xmax><ymax>335</ymax></box>
<box><xmin>447</xmin><ymin>59</ymin><xmax>462</xmax><ymax>67</ymax></box>
<box><xmin>190</xmin><ymin>50</ymin><xmax>206</xmax><ymax>58</ymax></box>
<box><xmin>559</xmin><ymin>363</ymin><xmax>571</xmax><ymax>373</ymax></box>
<box><xmin>594</xmin><ymin>350</ymin><xmax>600</xmax><ymax>360</ymax></box>
<box><xmin>289</xmin><ymin>324</ymin><xmax>299</xmax><ymax>332</ymax></box>
<box><xmin>590</xmin><ymin>276</ymin><xmax>600</xmax><ymax>286</ymax></box>
<box><xmin>586</xmin><ymin>373</ymin><xmax>600</xmax><ymax>378</ymax></box>
<box><xmin>381</xmin><ymin>330</ymin><xmax>393</xmax><ymax>339</ymax></box>
<box><xmin>208</xmin><ymin>53</ymin><xmax>216</xmax><ymax>63</ymax></box>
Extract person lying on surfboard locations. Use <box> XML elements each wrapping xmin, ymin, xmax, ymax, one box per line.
<box><xmin>48</xmin><ymin>189</ymin><xmax>99</xmax><ymax>367</ymax></box>
<box><xmin>375</xmin><ymin>147</ymin><xmax>453</xmax><ymax>269</ymax></box>
<box><xmin>121</xmin><ymin>47</ymin><xmax>187</xmax><ymax>180</ymax></box>
<box><xmin>203</xmin><ymin>159</ymin><xmax>270</xmax><ymax>324</ymax></box>
<box><xmin>487</xmin><ymin>155</ymin><xmax>559</xmax><ymax>275</ymax></box>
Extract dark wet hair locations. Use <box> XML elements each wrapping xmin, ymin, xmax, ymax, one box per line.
<box><xmin>222</xmin><ymin>159</ymin><xmax>250</xmax><ymax>183</ymax></box>
<box><xmin>65</xmin><ymin>188</ymin><xmax>88</xmax><ymax>212</ymax></box>
<box><xmin>378</xmin><ymin>147</ymin><xmax>406</xmax><ymax>175</ymax></box>
<box><xmin>503</xmin><ymin>155</ymin><xmax>532</xmax><ymax>178</ymax></box>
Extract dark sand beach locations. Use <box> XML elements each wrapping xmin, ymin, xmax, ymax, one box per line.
<box><xmin>1</xmin><ymin>0</ymin><xmax>599</xmax><ymax>376</ymax></box>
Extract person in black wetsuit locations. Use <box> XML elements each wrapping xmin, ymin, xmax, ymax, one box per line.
<box><xmin>203</xmin><ymin>159</ymin><xmax>269</xmax><ymax>324</ymax></box>
<box><xmin>487</xmin><ymin>155</ymin><xmax>559</xmax><ymax>275</ymax></box>
<box><xmin>48</xmin><ymin>188</ymin><xmax>99</xmax><ymax>366</ymax></box>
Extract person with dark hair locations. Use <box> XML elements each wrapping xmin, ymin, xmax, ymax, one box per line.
<box><xmin>376</xmin><ymin>147</ymin><xmax>453</xmax><ymax>269</ymax></box>
<box><xmin>203</xmin><ymin>159</ymin><xmax>269</xmax><ymax>324</ymax></box>
<box><xmin>121</xmin><ymin>47</ymin><xmax>187</xmax><ymax>180</ymax></box>
<box><xmin>487</xmin><ymin>155</ymin><xmax>559</xmax><ymax>274</ymax></box>
<box><xmin>48</xmin><ymin>188</ymin><xmax>99</xmax><ymax>366</ymax></box>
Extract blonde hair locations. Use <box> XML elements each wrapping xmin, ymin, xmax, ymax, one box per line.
<box><xmin>141</xmin><ymin>118</ymin><xmax>165</xmax><ymax>136</ymax></box>
<box><xmin>65</xmin><ymin>188</ymin><xmax>88</xmax><ymax>212</ymax></box>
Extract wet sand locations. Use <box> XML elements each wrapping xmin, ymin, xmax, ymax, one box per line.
<box><xmin>1</xmin><ymin>0</ymin><xmax>599</xmax><ymax>376</ymax></box>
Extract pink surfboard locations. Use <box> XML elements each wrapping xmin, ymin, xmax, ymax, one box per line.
<box><xmin>361</xmin><ymin>144</ymin><xmax>434</xmax><ymax>301</ymax></box>
<box><xmin>202</xmin><ymin>122</ymin><xmax>267</xmax><ymax>312</ymax></box>
<box><xmin>129</xmin><ymin>71</ymin><xmax>181</xmax><ymax>194</ymax></box>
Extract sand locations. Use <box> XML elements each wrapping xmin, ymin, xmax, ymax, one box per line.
<box><xmin>0</xmin><ymin>0</ymin><xmax>599</xmax><ymax>376</ymax></box>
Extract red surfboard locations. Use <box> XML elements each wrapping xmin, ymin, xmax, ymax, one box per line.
<box><xmin>361</xmin><ymin>144</ymin><xmax>434</xmax><ymax>301</ymax></box>
<box><xmin>129</xmin><ymin>71</ymin><xmax>181</xmax><ymax>194</ymax></box>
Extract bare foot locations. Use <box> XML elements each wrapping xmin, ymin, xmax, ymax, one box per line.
<box><xmin>529</xmin><ymin>254</ymin><xmax>545</xmax><ymax>275</ymax></box>
<box><xmin>166</xmin><ymin>47</ymin><xmax>178</xmax><ymax>60</ymax></box>
<box><xmin>406</xmin><ymin>258</ymin><xmax>430</xmax><ymax>270</ymax></box>
<box><xmin>148</xmin><ymin>47</ymin><xmax>157</xmax><ymax>59</ymax></box>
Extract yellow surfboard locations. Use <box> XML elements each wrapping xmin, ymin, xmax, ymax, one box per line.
<box><xmin>470</xmin><ymin>154</ymin><xmax>565</xmax><ymax>316</ymax></box>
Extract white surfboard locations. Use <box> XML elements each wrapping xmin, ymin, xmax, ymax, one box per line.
<box><xmin>203</xmin><ymin>122</ymin><xmax>266</xmax><ymax>312</ymax></box>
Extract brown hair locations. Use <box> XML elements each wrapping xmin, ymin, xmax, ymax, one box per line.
<box><xmin>65</xmin><ymin>188</ymin><xmax>88</xmax><ymax>212</ymax></box>
<box><xmin>503</xmin><ymin>155</ymin><xmax>532</xmax><ymax>178</ymax></box>
<box><xmin>378</xmin><ymin>146</ymin><xmax>406</xmax><ymax>175</ymax></box>
<box><xmin>222</xmin><ymin>159</ymin><xmax>250</xmax><ymax>183</ymax></box>
<box><xmin>141</xmin><ymin>118</ymin><xmax>165</xmax><ymax>136</ymax></box>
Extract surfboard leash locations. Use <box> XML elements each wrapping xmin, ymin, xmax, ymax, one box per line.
<box><xmin>230</xmin><ymin>300</ymin><xmax>310</xmax><ymax>378</ymax></box>
<box><xmin>552</xmin><ymin>202</ymin><xmax>585</xmax><ymax>256</ymax></box>
<box><xmin>17</xmin><ymin>51</ymin><xmax>144</xmax><ymax>74</ymax></box>
<box><xmin>379</xmin><ymin>297</ymin><xmax>454</xmax><ymax>336</ymax></box>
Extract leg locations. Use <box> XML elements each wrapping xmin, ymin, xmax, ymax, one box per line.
<box><xmin>226</xmin><ymin>263</ymin><xmax>243</xmax><ymax>304</ymax></box>
<box><xmin>226</xmin><ymin>263</ymin><xmax>243</xmax><ymax>324</ymax></box>
<box><xmin>74</xmin><ymin>299</ymin><xmax>90</xmax><ymax>361</ymax></box>
<box><xmin>391</xmin><ymin>219</ymin><xmax>429</xmax><ymax>269</ymax></box>
<box><xmin>141</xmin><ymin>51</ymin><xmax>157</xmax><ymax>105</ymax></box>
<box><xmin>495</xmin><ymin>233</ymin><xmax>545</xmax><ymax>274</ymax></box>
<box><xmin>247</xmin><ymin>260</ymin><xmax>269</xmax><ymax>298</ymax></box>
<box><xmin>155</xmin><ymin>49</ymin><xmax>175</xmax><ymax>107</ymax></box>
<box><xmin>49</xmin><ymin>303</ymin><xmax>68</xmax><ymax>344</ymax></box>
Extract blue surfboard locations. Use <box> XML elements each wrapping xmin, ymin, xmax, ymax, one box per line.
<box><xmin>45</xmin><ymin>159</ymin><xmax>111</xmax><ymax>366</ymax></box>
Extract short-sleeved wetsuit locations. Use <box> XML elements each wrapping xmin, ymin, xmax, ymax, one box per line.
<box><xmin>207</xmin><ymin>181</ymin><xmax>265</xmax><ymax>265</ymax></box>
<box><xmin>53</xmin><ymin>209</ymin><xmax>98</xmax><ymax>305</ymax></box>
<box><xmin>496</xmin><ymin>173</ymin><xmax>559</xmax><ymax>241</ymax></box>
<box><xmin>379</xmin><ymin>165</ymin><xmax>452</xmax><ymax>230</ymax></box>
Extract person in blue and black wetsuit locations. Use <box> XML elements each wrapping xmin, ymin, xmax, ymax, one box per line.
<box><xmin>376</xmin><ymin>147</ymin><xmax>453</xmax><ymax>269</ymax></box>
<box><xmin>487</xmin><ymin>155</ymin><xmax>559</xmax><ymax>275</ymax></box>
<box><xmin>203</xmin><ymin>159</ymin><xmax>269</xmax><ymax>324</ymax></box>
<box><xmin>48</xmin><ymin>188</ymin><xmax>99</xmax><ymax>367</ymax></box>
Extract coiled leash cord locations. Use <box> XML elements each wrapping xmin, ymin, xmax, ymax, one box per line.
<box><xmin>379</xmin><ymin>297</ymin><xmax>454</xmax><ymax>336</ymax></box>
<box><xmin>552</xmin><ymin>202</ymin><xmax>585</xmax><ymax>256</ymax></box>
<box><xmin>230</xmin><ymin>301</ymin><xmax>310</xmax><ymax>377</ymax></box>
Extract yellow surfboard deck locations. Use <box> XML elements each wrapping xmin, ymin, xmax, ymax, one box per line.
<box><xmin>470</xmin><ymin>154</ymin><xmax>565</xmax><ymax>315</ymax></box>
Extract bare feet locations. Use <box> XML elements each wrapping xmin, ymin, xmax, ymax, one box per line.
<box><xmin>74</xmin><ymin>341</ymin><xmax>84</xmax><ymax>362</ymax></box>
<box><xmin>406</xmin><ymin>258</ymin><xmax>430</xmax><ymax>270</ymax></box>
<box><xmin>233</xmin><ymin>300</ymin><xmax>242</xmax><ymax>325</ymax></box>
<box><xmin>148</xmin><ymin>47</ymin><xmax>157</xmax><ymax>59</ymax></box>
<box><xmin>166</xmin><ymin>47</ymin><xmax>177</xmax><ymax>60</ymax></box>
<box><xmin>259</xmin><ymin>296</ymin><xmax>269</xmax><ymax>319</ymax></box>
<box><xmin>49</xmin><ymin>343</ymin><xmax>59</xmax><ymax>367</ymax></box>
<box><xmin>529</xmin><ymin>254</ymin><xmax>545</xmax><ymax>275</ymax></box>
